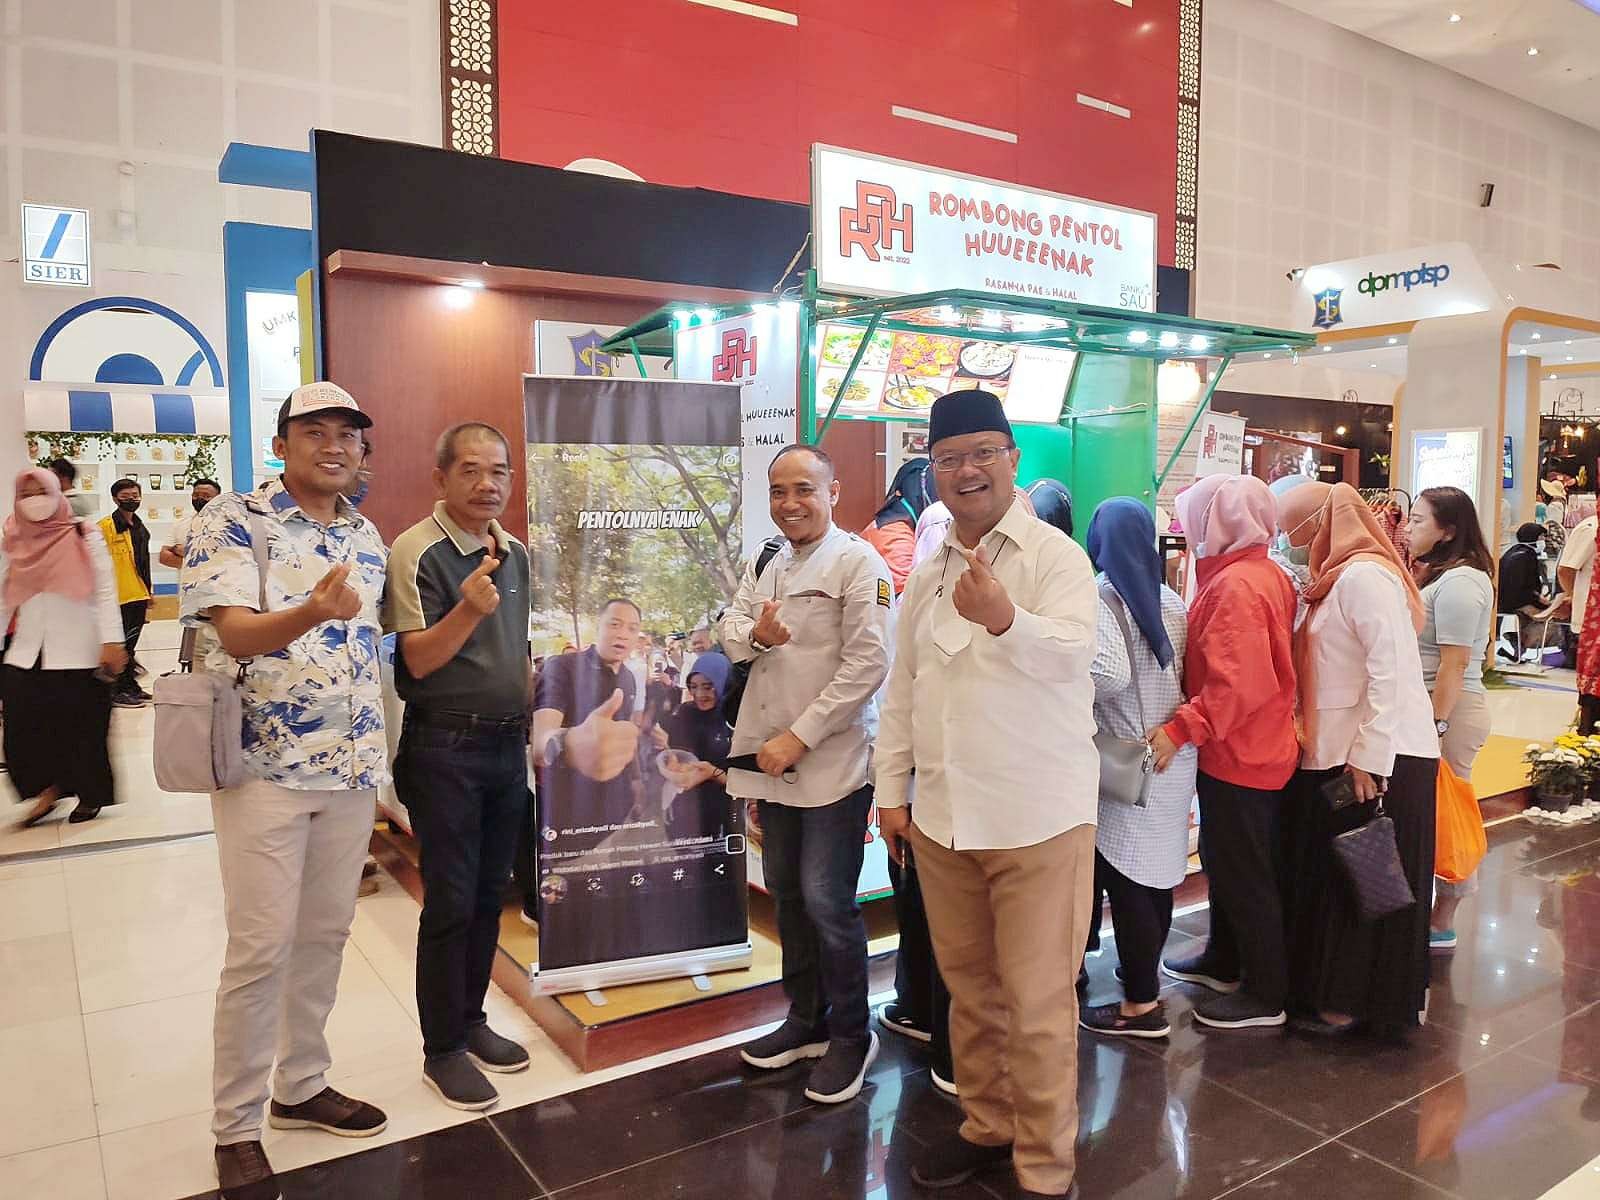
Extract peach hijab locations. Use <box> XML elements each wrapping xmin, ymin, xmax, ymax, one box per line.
<box><xmin>1278</xmin><ymin>481</ymin><xmax>1423</xmax><ymax>629</ymax></box>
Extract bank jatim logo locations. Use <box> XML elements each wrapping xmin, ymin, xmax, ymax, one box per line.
<box><xmin>712</xmin><ymin>328</ymin><xmax>757</xmax><ymax>381</ymax></box>
<box><xmin>839</xmin><ymin>180</ymin><xmax>914</xmax><ymax>262</ymax></box>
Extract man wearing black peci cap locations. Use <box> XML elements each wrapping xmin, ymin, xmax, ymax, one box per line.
<box><xmin>385</xmin><ymin>421</ymin><xmax>534</xmax><ymax>1112</ymax></box>
<box><xmin>876</xmin><ymin>389</ymin><xmax>1098</xmax><ymax>1199</ymax></box>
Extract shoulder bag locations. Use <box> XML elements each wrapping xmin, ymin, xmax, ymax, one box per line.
<box><xmin>1094</xmin><ymin>583</ymin><xmax>1156</xmax><ymax>808</ymax></box>
<box><xmin>152</xmin><ymin>511</ymin><xmax>270</xmax><ymax>793</ymax></box>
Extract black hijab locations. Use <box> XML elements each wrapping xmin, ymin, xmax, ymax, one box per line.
<box><xmin>874</xmin><ymin>458</ymin><xmax>936</xmax><ymax>528</ymax></box>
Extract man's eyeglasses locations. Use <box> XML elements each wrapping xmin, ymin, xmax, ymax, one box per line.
<box><xmin>932</xmin><ymin>444</ymin><xmax>1013</xmax><ymax>473</ymax></box>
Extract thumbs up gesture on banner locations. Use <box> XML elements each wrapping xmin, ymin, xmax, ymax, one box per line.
<box><xmin>566</xmin><ymin>689</ymin><xmax>640</xmax><ymax>782</ymax></box>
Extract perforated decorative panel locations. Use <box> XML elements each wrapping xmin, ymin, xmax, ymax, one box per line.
<box><xmin>443</xmin><ymin>0</ymin><xmax>498</xmax><ymax>156</ymax></box>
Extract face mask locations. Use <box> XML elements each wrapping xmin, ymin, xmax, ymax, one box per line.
<box><xmin>117</xmin><ymin>498</ymin><xmax>140</xmax><ymax>514</ymax></box>
<box><xmin>191</xmin><ymin>497</ymin><xmax>209</xmax><ymax>513</ymax></box>
<box><xmin>17</xmin><ymin>495</ymin><xmax>57</xmax><ymax>522</ymax></box>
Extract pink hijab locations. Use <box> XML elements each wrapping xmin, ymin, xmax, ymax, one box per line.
<box><xmin>1175</xmin><ymin>474</ymin><xmax>1278</xmax><ymax>559</ymax></box>
<box><xmin>3</xmin><ymin>468</ymin><xmax>94</xmax><ymax>609</ymax></box>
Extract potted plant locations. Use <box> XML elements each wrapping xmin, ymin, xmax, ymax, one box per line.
<box><xmin>1524</xmin><ymin>742</ymin><xmax>1584</xmax><ymax>813</ymax></box>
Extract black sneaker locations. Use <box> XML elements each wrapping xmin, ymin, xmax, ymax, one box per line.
<box><xmin>740</xmin><ymin>1019</ymin><xmax>829</xmax><ymax>1070</ymax></box>
<box><xmin>1193</xmin><ymin>992</ymin><xmax>1286</xmax><ymax>1030</ymax></box>
<box><xmin>267</xmin><ymin>1086</ymin><xmax>388</xmax><ymax>1136</ymax></box>
<box><xmin>111</xmin><ymin>693</ymin><xmax>146</xmax><ymax>708</ymax></box>
<box><xmin>67</xmin><ymin>804</ymin><xmax>102</xmax><ymax>824</ymax></box>
<box><xmin>910</xmin><ymin>1136</ymin><xmax>1013</xmax><ymax>1189</ymax></box>
<box><xmin>1079</xmin><ymin>1001</ymin><xmax>1171</xmax><ymax>1039</ymax></box>
<box><xmin>422</xmin><ymin>1052</ymin><xmax>499</xmax><ymax>1111</ymax></box>
<box><xmin>876</xmin><ymin>1001</ymin><xmax>931</xmax><ymax>1043</ymax></box>
<box><xmin>215</xmin><ymin>1141</ymin><xmax>281</xmax><ymax>1200</ymax></box>
<box><xmin>804</xmin><ymin>1031</ymin><xmax>878</xmax><ymax>1104</ymax></box>
<box><xmin>1162</xmin><ymin>950</ymin><xmax>1242</xmax><ymax>994</ymax></box>
<box><xmin>466</xmin><ymin>1023</ymin><xmax>530</xmax><ymax>1074</ymax></box>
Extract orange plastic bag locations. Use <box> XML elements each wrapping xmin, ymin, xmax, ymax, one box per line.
<box><xmin>1435</xmin><ymin>760</ymin><xmax>1487</xmax><ymax>884</ymax></box>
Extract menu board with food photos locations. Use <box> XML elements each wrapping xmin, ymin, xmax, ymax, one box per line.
<box><xmin>816</xmin><ymin>322</ymin><xmax>1075</xmax><ymax>425</ymax></box>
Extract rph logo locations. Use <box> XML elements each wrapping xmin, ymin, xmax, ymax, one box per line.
<box><xmin>839</xmin><ymin>180</ymin><xmax>913</xmax><ymax>262</ymax></box>
<box><xmin>712</xmin><ymin>328</ymin><xmax>757</xmax><ymax>381</ymax></box>
<box><xmin>1202</xmin><ymin>425</ymin><xmax>1218</xmax><ymax>457</ymax></box>
<box><xmin>1359</xmin><ymin>261</ymin><xmax>1451</xmax><ymax>296</ymax></box>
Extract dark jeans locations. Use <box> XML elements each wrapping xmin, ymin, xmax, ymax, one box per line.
<box><xmin>116</xmin><ymin>599</ymin><xmax>148</xmax><ymax>695</ymax></box>
<box><xmin>1196</xmin><ymin>771</ymin><xmax>1288</xmax><ymax>1010</ymax></box>
<box><xmin>395</xmin><ymin>713</ymin><xmax>527</xmax><ymax>1058</ymax></box>
<box><xmin>887</xmin><ymin>847</ymin><xmax>952</xmax><ymax>1075</ymax></box>
<box><xmin>1089</xmin><ymin>851</ymin><xmax>1174</xmax><ymax>1005</ymax></box>
<box><xmin>758</xmin><ymin>785</ymin><xmax>872</xmax><ymax>1045</ymax></box>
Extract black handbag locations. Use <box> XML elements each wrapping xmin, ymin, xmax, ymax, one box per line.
<box><xmin>721</xmin><ymin>537</ymin><xmax>785</xmax><ymax>727</ymax></box>
<box><xmin>1330</xmin><ymin>800</ymin><xmax>1415</xmax><ymax>922</ymax></box>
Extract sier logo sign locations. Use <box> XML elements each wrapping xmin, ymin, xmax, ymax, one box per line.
<box><xmin>22</xmin><ymin>203</ymin><xmax>92</xmax><ymax>287</ymax></box>
<box><xmin>713</xmin><ymin>328</ymin><xmax>758</xmax><ymax>381</ymax></box>
<box><xmin>839</xmin><ymin>180</ymin><xmax>913</xmax><ymax>262</ymax></box>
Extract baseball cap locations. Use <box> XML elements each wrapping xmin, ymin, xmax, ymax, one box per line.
<box><xmin>276</xmin><ymin>382</ymin><xmax>372</xmax><ymax>434</ymax></box>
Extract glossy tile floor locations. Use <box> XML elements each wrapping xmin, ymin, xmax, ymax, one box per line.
<box><xmin>52</xmin><ymin>812</ymin><xmax>1587</xmax><ymax>1200</ymax></box>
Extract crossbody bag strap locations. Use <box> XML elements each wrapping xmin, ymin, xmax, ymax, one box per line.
<box><xmin>1099</xmin><ymin>580</ymin><xmax>1147</xmax><ymax>738</ymax></box>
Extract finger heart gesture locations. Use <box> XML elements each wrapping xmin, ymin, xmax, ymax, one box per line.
<box><xmin>951</xmin><ymin>546</ymin><xmax>1014</xmax><ymax>636</ymax></box>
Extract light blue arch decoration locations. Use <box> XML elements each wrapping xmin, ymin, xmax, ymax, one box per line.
<box><xmin>29</xmin><ymin>295</ymin><xmax>226</xmax><ymax>387</ymax></box>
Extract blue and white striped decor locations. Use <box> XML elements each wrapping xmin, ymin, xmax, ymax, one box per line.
<box><xmin>24</xmin><ymin>386</ymin><xmax>229</xmax><ymax>435</ymax></box>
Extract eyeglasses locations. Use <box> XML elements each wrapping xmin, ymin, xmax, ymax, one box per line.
<box><xmin>932</xmin><ymin>444</ymin><xmax>1013</xmax><ymax>473</ymax></box>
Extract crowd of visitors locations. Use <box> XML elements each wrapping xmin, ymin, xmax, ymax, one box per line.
<box><xmin>4</xmin><ymin>380</ymin><xmax>1505</xmax><ymax>1200</ymax></box>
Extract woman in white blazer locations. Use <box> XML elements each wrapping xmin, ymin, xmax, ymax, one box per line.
<box><xmin>1</xmin><ymin>468</ymin><xmax>126</xmax><ymax>825</ymax></box>
<box><xmin>1277</xmin><ymin>482</ymin><xmax>1440</xmax><ymax>1036</ymax></box>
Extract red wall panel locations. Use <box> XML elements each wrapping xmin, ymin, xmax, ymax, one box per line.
<box><xmin>497</xmin><ymin>0</ymin><xmax>1181</xmax><ymax>264</ymax></box>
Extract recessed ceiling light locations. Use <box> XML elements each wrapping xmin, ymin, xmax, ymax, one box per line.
<box><xmin>1369</xmin><ymin>362</ymin><xmax>1378</xmax><ymax>368</ymax></box>
<box><xmin>1520</xmin><ymin>347</ymin><xmax>1528</xmax><ymax>355</ymax></box>
<box><xmin>1335</xmin><ymin>425</ymin><xmax>1348</xmax><ymax>436</ymax></box>
<box><xmin>1528</xmin><ymin>46</ymin><xmax>1539</xmax><ymax>56</ymax></box>
<box><xmin>1568</xmin><ymin>355</ymin><xmax>1576</xmax><ymax>361</ymax></box>
<box><xmin>1387</xmin><ymin>337</ymin><xmax>1398</xmax><ymax>345</ymax></box>
<box><xmin>1127</xmin><ymin>330</ymin><xmax>1150</xmax><ymax>345</ymax></box>
<box><xmin>1262</xmin><ymin>352</ymin><xmax>1273</xmax><ymax>359</ymax></box>
<box><xmin>1448</xmin><ymin>12</ymin><xmax>1462</xmax><ymax>22</ymax></box>
<box><xmin>1550</xmin><ymin>374</ymin><xmax>1558</xmax><ymax>380</ymax></box>
<box><xmin>1566</xmin><ymin>340</ymin><xmax>1574</xmax><ymax>346</ymax></box>
<box><xmin>1532</xmin><ymin>332</ymin><xmax>1542</xmax><ymax>339</ymax></box>
<box><xmin>1158</xmin><ymin>331</ymin><xmax>1179</xmax><ymax>349</ymax></box>
<box><xmin>1322</xmin><ymin>345</ymin><xmax>1332</xmax><ymax>353</ymax></box>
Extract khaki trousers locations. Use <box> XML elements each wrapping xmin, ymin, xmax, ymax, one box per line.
<box><xmin>910</xmin><ymin>821</ymin><xmax>1096</xmax><ymax>1195</ymax></box>
<box><xmin>211</xmin><ymin>779</ymin><xmax>376</xmax><ymax>1143</ymax></box>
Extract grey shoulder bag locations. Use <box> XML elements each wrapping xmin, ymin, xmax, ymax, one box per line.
<box><xmin>152</xmin><ymin>511</ymin><xmax>270</xmax><ymax>794</ymax></box>
<box><xmin>1093</xmin><ymin>583</ymin><xmax>1155</xmax><ymax>809</ymax></box>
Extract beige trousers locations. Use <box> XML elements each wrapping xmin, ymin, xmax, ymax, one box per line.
<box><xmin>910</xmin><ymin>821</ymin><xmax>1096</xmax><ymax>1195</ymax></box>
<box><xmin>1436</xmin><ymin>688</ymin><xmax>1493</xmax><ymax>899</ymax></box>
<box><xmin>211</xmin><ymin>779</ymin><xmax>375</xmax><ymax>1143</ymax></box>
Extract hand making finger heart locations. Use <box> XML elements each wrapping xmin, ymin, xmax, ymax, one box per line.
<box><xmin>952</xmin><ymin>546</ymin><xmax>1015</xmax><ymax>636</ymax></box>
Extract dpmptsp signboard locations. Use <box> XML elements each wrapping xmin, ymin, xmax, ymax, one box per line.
<box><xmin>811</xmin><ymin>144</ymin><xmax>1156</xmax><ymax>310</ymax></box>
<box><xmin>22</xmin><ymin>204</ymin><xmax>91</xmax><ymax>287</ymax></box>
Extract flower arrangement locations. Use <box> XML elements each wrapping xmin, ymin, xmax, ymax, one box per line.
<box><xmin>1525</xmin><ymin>739</ymin><xmax>1592</xmax><ymax>810</ymax></box>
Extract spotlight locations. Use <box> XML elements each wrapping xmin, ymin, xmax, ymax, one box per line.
<box><xmin>1158</xmin><ymin>331</ymin><xmax>1179</xmax><ymax>349</ymax></box>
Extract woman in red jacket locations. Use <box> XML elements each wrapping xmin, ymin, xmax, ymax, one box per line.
<box><xmin>860</xmin><ymin>458</ymin><xmax>934</xmax><ymax>596</ymax></box>
<box><xmin>1150</xmin><ymin>474</ymin><xmax>1300</xmax><ymax>1031</ymax></box>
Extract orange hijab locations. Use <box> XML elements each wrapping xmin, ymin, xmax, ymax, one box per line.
<box><xmin>1279</xmin><ymin>482</ymin><xmax>1423</xmax><ymax>749</ymax></box>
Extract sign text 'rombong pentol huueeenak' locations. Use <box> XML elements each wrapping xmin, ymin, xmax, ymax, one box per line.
<box><xmin>524</xmin><ymin>375</ymin><xmax>751</xmax><ymax>993</ymax></box>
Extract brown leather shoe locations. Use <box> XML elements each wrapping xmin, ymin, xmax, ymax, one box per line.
<box><xmin>215</xmin><ymin>1140</ymin><xmax>281</xmax><ymax>1200</ymax></box>
<box><xmin>267</xmin><ymin>1086</ymin><xmax>387</xmax><ymax>1138</ymax></box>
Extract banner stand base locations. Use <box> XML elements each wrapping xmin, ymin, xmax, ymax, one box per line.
<box><xmin>691</xmin><ymin>975</ymin><xmax>712</xmax><ymax>992</ymax></box>
<box><xmin>532</xmin><ymin>942</ymin><xmax>755</xmax><ymax>998</ymax></box>
<box><xmin>584</xmin><ymin>990</ymin><xmax>609</xmax><ymax>1008</ymax></box>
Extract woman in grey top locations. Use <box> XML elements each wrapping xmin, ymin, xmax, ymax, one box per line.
<box><xmin>1080</xmin><ymin>498</ymin><xmax>1197</xmax><ymax>1039</ymax></box>
<box><xmin>1407</xmin><ymin>486</ymin><xmax>1496</xmax><ymax>951</ymax></box>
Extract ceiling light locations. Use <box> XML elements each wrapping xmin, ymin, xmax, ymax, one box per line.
<box><xmin>1369</xmin><ymin>362</ymin><xmax>1378</xmax><ymax>368</ymax></box>
<box><xmin>442</xmin><ymin>286</ymin><xmax>474</xmax><ymax>310</ymax></box>
<box><xmin>1568</xmin><ymin>356</ymin><xmax>1576</xmax><ymax>361</ymax></box>
<box><xmin>1262</xmin><ymin>353</ymin><xmax>1273</xmax><ymax>360</ymax></box>
<box><xmin>695</xmin><ymin>308</ymin><xmax>716</xmax><ymax>323</ymax></box>
<box><xmin>1527</xmin><ymin>46</ymin><xmax>1539</xmax><ymax>56</ymax></box>
<box><xmin>1158</xmin><ymin>331</ymin><xmax>1179</xmax><ymax>349</ymax></box>
<box><xmin>1550</xmin><ymin>374</ymin><xmax>1559</xmax><ymax>380</ymax></box>
<box><xmin>1387</xmin><ymin>337</ymin><xmax>1398</xmax><ymax>345</ymax></box>
<box><xmin>1448</xmin><ymin>12</ymin><xmax>1461</xmax><ymax>22</ymax></box>
<box><xmin>1532</xmin><ymin>332</ymin><xmax>1542</xmax><ymax>339</ymax></box>
<box><xmin>1322</xmin><ymin>345</ymin><xmax>1332</xmax><ymax>353</ymax></box>
<box><xmin>1188</xmin><ymin>335</ymin><xmax>1210</xmax><ymax>352</ymax></box>
<box><xmin>459</xmin><ymin>278</ymin><xmax>485</xmax><ymax>289</ymax></box>
<box><xmin>1335</xmin><ymin>425</ymin><xmax>1348</xmax><ymax>436</ymax></box>
<box><xmin>1127</xmin><ymin>330</ymin><xmax>1150</xmax><ymax>345</ymax></box>
<box><xmin>1520</xmin><ymin>347</ymin><xmax>1528</xmax><ymax>355</ymax></box>
<box><xmin>672</xmin><ymin>308</ymin><xmax>692</xmax><ymax>324</ymax></box>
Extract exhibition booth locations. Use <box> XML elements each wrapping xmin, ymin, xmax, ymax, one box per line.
<box><xmin>310</xmin><ymin>133</ymin><xmax>1310</xmax><ymax>1069</ymax></box>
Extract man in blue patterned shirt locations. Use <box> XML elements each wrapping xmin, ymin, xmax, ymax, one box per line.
<box><xmin>181</xmin><ymin>382</ymin><xmax>390</xmax><ymax>1200</ymax></box>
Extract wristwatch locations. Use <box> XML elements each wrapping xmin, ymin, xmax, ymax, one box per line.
<box><xmin>540</xmin><ymin>728</ymin><xmax>569</xmax><ymax>768</ymax></box>
<box><xmin>1435</xmin><ymin>719</ymin><xmax>1450</xmax><ymax>736</ymax></box>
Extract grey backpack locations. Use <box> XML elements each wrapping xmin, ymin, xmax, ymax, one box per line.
<box><xmin>152</xmin><ymin>511</ymin><xmax>270</xmax><ymax>794</ymax></box>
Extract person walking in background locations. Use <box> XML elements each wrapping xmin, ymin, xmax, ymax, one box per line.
<box><xmin>1277</xmin><ymin>482</ymin><xmax>1438</xmax><ymax>1035</ymax></box>
<box><xmin>877</xmin><ymin>390</ymin><xmax>1098</xmax><ymax>1199</ymax></box>
<box><xmin>1</xmin><ymin>468</ymin><xmax>124</xmax><ymax>827</ymax></box>
<box><xmin>720</xmin><ymin>444</ymin><xmax>894</xmax><ymax>1107</ymax></box>
<box><xmin>861</xmin><ymin>457</ymin><xmax>934</xmax><ymax>596</ymax></box>
<box><xmin>98</xmin><ymin>476</ymin><xmax>152</xmax><ymax>707</ymax></box>
<box><xmin>1026</xmin><ymin>479</ymin><xmax>1073</xmax><ymax>540</ymax></box>
<box><xmin>48</xmin><ymin>457</ymin><xmax>96</xmax><ymax>519</ymax></box>
<box><xmin>182</xmin><ymin>382</ymin><xmax>390</xmax><ymax>1200</ymax></box>
<box><xmin>1407</xmin><ymin>487</ymin><xmax>1496</xmax><ymax>951</ymax></box>
<box><xmin>1155</xmin><ymin>474</ymin><xmax>1299</xmax><ymax>1031</ymax></box>
<box><xmin>1079</xmin><ymin>498</ymin><xmax>1196</xmax><ymax>1040</ymax></box>
<box><xmin>159</xmin><ymin>477</ymin><xmax>223</xmax><ymax>570</ymax></box>
<box><xmin>385</xmin><ymin>422</ymin><xmax>533</xmax><ymax>1112</ymax></box>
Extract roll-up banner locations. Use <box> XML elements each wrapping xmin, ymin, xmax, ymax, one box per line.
<box><xmin>525</xmin><ymin>375</ymin><xmax>752</xmax><ymax>994</ymax></box>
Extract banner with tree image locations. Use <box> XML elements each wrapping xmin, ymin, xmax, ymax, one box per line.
<box><xmin>524</xmin><ymin>376</ymin><xmax>752</xmax><ymax>993</ymax></box>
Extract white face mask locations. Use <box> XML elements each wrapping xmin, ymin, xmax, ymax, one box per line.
<box><xmin>16</xmin><ymin>495</ymin><xmax>57</xmax><ymax>522</ymax></box>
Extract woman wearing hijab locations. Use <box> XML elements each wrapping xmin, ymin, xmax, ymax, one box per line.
<box><xmin>861</xmin><ymin>459</ymin><xmax>934</xmax><ymax>596</ymax></box>
<box><xmin>1278</xmin><ymin>482</ymin><xmax>1439</xmax><ymax>1035</ymax></box>
<box><xmin>1080</xmin><ymin>499</ymin><xmax>1197</xmax><ymax>1039</ymax></box>
<box><xmin>1</xmin><ymin>468</ymin><xmax>125</xmax><ymax>826</ymax></box>
<box><xmin>662</xmin><ymin>652</ymin><xmax>738</xmax><ymax>841</ymax></box>
<box><xmin>1026</xmin><ymin>479</ymin><xmax>1073</xmax><ymax>539</ymax></box>
<box><xmin>1153</xmin><ymin>474</ymin><xmax>1299</xmax><ymax>1030</ymax></box>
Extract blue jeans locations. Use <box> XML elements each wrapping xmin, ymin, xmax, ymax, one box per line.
<box><xmin>395</xmin><ymin>713</ymin><xmax>527</xmax><ymax>1059</ymax></box>
<box><xmin>758</xmin><ymin>786</ymin><xmax>872</xmax><ymax>1045</ymax></box>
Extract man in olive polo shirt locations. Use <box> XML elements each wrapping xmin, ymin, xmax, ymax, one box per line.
<box><xmin>384</xmin><ymin>422</ymin><xmax>533</xmax><ymax>1113</ymax></box>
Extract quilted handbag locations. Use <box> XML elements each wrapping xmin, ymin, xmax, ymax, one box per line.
<box><xmin>1330</xmin><ymin>802</ymin><xmax>1415</xmax><ymax>922</ymax></box>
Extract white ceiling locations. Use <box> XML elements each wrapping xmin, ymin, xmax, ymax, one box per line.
<box><xmin>1271</xmin><ymin>0</ymin><xmax>1600</xmax><ymax>132</ymax></box>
